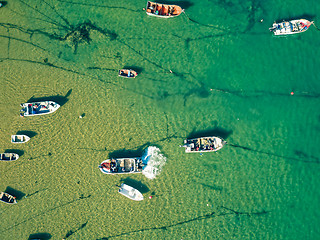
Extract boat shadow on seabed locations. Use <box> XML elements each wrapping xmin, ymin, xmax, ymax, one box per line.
<box><xmin>119</xmin><ymin>178</ymin><xmax>150</xmax><ymax>194</ymax></box>
<box><xmin>27</xmin><ymin>89</ymin><xmax>72</xmax><ymax>107</ymax></box>
<box><xmin>0</xmin><ymin>1</ymin><xmax>8</xmax><ymax>8</ymax></box>
<box><xmin>28</xmin><ymin>233</ymin><xmax>52</xmax><ymax>240</ymax></box>
<box><xmin>5</xmin><ymin>149</ymin><xmax>24</xmax><ymax>158</ymax></box>
<box><xmin>187</xmin><ymin>127</ymin><xmax>233</xmax><ymax>140</ymax></box>
<box><xmin>3</xmin><ymin>186</ymin><xmax>25</xmax><ymax>200</ymax></box>
<box><xmin>15</xmin><ymin>130</ymin><xmax>38</xmax><ymax>139</ymax></box>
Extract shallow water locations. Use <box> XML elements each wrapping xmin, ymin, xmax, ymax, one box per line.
<box><xmin>1</xmin><ymin>0</ymin><xmax>320</xmax><ymax>239</ymax></box>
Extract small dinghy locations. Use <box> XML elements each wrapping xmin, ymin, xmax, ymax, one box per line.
<box><xmin>0</xmin><ymin>153</ymin><xmax>19</xmax><ymax>161</ymax></box>
<box><xmin>118</xmin><ymin>183</ymin><xmax>144</xmax><ymax>201</ymax></box>
<box><xmin>11</xmin><ymin>135</ymin><xmax>30</xmax><ymax>144</ymax></box>
<box><xmin>0</xmin><ymin>192</ymin><xmax>17</xmax><ymax>204</ymax></box>
<box><xmin>146</xmin><ymin>1</ymin><xmax>183</xmax><ymax>18</ymax></box>
<box><xmin>118</xmin><ymin>69</ymin><xmax>138</xmax><ymax>78</ymax></box>
<box><xmin>269</xmin><ymin>19</ymin><xmax>312</xmax><ymax>35</ymax></box>
<box><xmin>20</xmin><ymin>101</ymin><xmax>60</xmax><ymax>117</ymax></box>
<box><xmin>180</xmin><ymin>136</ymin><xmax>226</xmax><ymax>153</ymax></box>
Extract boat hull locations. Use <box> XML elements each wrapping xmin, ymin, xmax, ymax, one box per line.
<box><xmin>270</xmin><ymin>19</ymin><xmax>312</xmax><ymax>35</ymax></box>
<box><xmin>0</xmin><ymin>192</ymin><xmax>17</xmax><ymax>204</ymax></box>
<box><xmin>118</xmin><ymin>69</ymin><xmax>138</xmax><ymax>78</ymax></box>
<box><xmin>118</xmin><ymin>183</ymin><xmax>144</xmax><ymax>201</ymax></box>
<box><xmin>0</xmin><ymin>153</ymin><xmax>19</xmax><ymax>161</ymax></box>
<box><xmin>20</xmin><ymin>101</ymin><xmax>60</xmax><ymax>117</ymax></box>
<box><xmin>146</xmin><ymin>1</ymin><xmax>183</xmax><ymax>18</ymax></box>
<box><xmin>181</xmin><ymin>136</ymin><xmax>226</xmax><ymax>153</ymax></box>
<box><xmin>99</xmin><ymin>158</ymin><xmax>145</xmax><ymax>174</ymax></box>
<box><xmin>11</xmin><ymin>135</ymin><xmax>30</xmax><ymax>144</ymax></box>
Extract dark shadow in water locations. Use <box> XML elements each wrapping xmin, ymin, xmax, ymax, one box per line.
<box><xmin>0</xmin><ymin>1</ymin><xmax>8</xmax><ymax>7</ymax></box>
<box><xmin>29</xmin><ymin>152</ymin><xmax>52</xmax><ymax>160</ymax></box>
<box><xmin>294</xmin><ymin>150</ymin><xmax>320</xmax><ymax>163</ymax></box>
<box><xmin>97</xmin><ymin>206</ymin><xmax>269</xmax><ymax>239</ymax></box>
<box><xmin>4</xmin><ymin>149</ymin><xmax>24</xmax><ymax>157</ymax></box>
<box><xmin>64</xmin><ymin>222</ymin><xmax>88</xmax><ymax>239</ymax></box>
<box><xmin>187</xmin><ymin>127</ymin><xmax>233</xmax><ymax>140</ymax></box>
<box><xmin>4</xmin><ymin>186</ymin><xmax>25</xmax><ymax>200</ymax></box>
<box><xmin>28</xmin><ymin>233</ymin><xmax>52</xmax><ymax>240</ymax></box>
<box><xmin>120</xmin><ymin>178</ymin><xmax>149</xmax><ymax>194</ymax></box>
<box><xmin>27</xmin><ymin>89</ymin><xmax>72</xmax><ymax>107</ymax></box>
<box><xmin>199</xmin><ymin>183</ymin><xmax>223</xmax><ymax>192</ymax></box>
<box><xmin>229</xmin><ymin>144</ymin><xmax>320</xmax><ymax>164</ymax></box>
<box><xmin>274</xmin><ymin>14</ymin><xmax>316</xmax><ymax>23</ymax></box>
<box><xmin>1</xmin><ymin>194</ymin><xmax>91</xmax><ymax>233</ymax></box>
<box><xmin>153</xmin><ymin>1</ymin><xmax>194</xmax><ymax>10</ymax></box>
<box><xmin>25</xmin><ymin>188</ymin><xmax>48</xmax><ymax>198</ymax></box>
<box><xmin>122</xmin><ymin>66</ymin><xmax>144</xmax><ymax>74</ymax></box>
<box><xmin>108</xmin><ymin>148</ymin><xmax>145</xmax><ymax>159</ymax></box>
<box><xmin>16</xmin><ymin>130</ymin><xmax>37</xmax><ymax>138</ymax></box>
<box><xmin>87</xmin><ymin>66</ymin><xmax>118</xmax><ymax>72</ymax></box>
<box><xmin>56</xmin><ymin>0</ymin><xmax>142</xmax><ymax>12</ymax></box>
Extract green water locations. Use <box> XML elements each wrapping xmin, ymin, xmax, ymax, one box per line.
<box><xmin>1</xmin><ymin>0</ymin><xmax>320</xmax><ymax>239</ymax></box>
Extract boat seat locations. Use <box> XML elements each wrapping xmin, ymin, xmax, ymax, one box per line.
<box><xmin>124</xmin><ymin>159</ymin><xmax>131</xmax><ymax>171</ymax></box>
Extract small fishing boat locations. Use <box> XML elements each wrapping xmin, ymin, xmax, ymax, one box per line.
<box><xmin>0</xmin><ymin>192</ymin><xmax>17</xmax><ymax>204</ymax></box>
<box><xmin>0</xmin><ymin>153</ymin><xmax>19</xmax><ymax>161</ymax></box>
<box><xmin>99</xmin><ymin>157</ymin><xmax>146</xmax><ymax>174</ymax></box>
<box><xmin>146</xmin><ymin>1</ymin><xmax>183</xmax><ymax>18</ymax></box>
<box><xmin>118</xmin><ymin>69</ymin><xmax>138</xmax><ymax>78</ymax></box>
<box><xmin>269</xmin><ymin>19</ymin><xmax>312</xmax><ymax>35</ymax></box>
<box><xmin>20</xmin><ymin>101</ymin><xmax>60</xmax><ymax>117</ymax></box>
<box><xmin>11</xmin><ymin>135</ymin><xmax>30</xmax><ymax>144</ymax></box>
<box><xmin>180</xmin><ymin>136</ymin><xmax>226</xmax><ymax>153</ymax></box>
<box><xmin>118</xmin><ymin>183</ymin><xmax>144</xmax><ymax>201</ymax></box>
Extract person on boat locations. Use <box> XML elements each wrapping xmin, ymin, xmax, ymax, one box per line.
<box><xmin>162</xmin><ymin>5</ymin><xmax>168</xmax><ymax>15</ymax></box>
<box><xmin>172</xmin><ymin>7</ymin><xmax>178</xmax><ymax>15</ymax></box>
<box><xmin>156</xmin><ymin>4</ymin><xmax>161</xmax><ymax>15</ymax></box>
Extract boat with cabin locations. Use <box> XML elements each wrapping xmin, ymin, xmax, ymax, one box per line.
<box><xmin>180</xmin><ymin>136</ymin><xmax>226</xmax><ymax>153</ymax></box>
<box><xmin>99</xmin><ymin>157</ymin><xmax>146</xmax><ymax>174</ymax></box>
<box><xmin>0</xmin><ymin>153</ymin><xmax>19</xmax><ymax>161</ymax></box>
<box><xmin>269</xmin><ymin>19</ymin><xmax>312</xmax><ymax>35</ymax></box>
<box><xmin>0</xmin><ymin>192</ymin><xmax>17</xmax><ymax>204</ymax></box>
<box><xmin>20</xmin><ymin>101</ymin><xmax>60</xmax><ymax>117</ymax></box>
<box><xmin>11</xmin><ymin>135</ymin><xmax>30</xmax><ymax>144</ymax></box>
<box><xmin>118</xmin><ymin>183</ymin><xmax>144</xmax><ymax>201</ymax></box>
<box><xmin>146</xmin><ymin>1</ymin><xmax>183</xmax><ymax>18</ymax></box>
<box><xmin>118</xmin><ymin>69</ymin><xmax>138</xmax><ymax>78</ymax></box>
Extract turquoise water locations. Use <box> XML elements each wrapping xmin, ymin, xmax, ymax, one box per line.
<box><xmin>1</xmin><ymin>0</ymin><xmax>320</xmax><ymax>239</ymax></box>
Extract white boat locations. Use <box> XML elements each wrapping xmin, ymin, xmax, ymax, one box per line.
<box><xmin>11</xmin><ymin>135</ymin><xmax>30</xmax><ymax>144</ymax></box>
<box><xmin>118</xmin><ymin>69</ymin><xmax>138</xmax><ymax>78</ymax></box>
<box><xmin>118</xmin><ymin>183</ymin><xmax>144</xmax><ymax>201</ymax></box>
<box><xmin>180</xmin><ymin>136</ymin><xmax>226</xmax><ymax>153</ymax></box>
<box><xmin>269</xmin><ymin>19</ymin><xmax>312</xmax><ymax>35</ymax></box>
<box><xmin>0</xmin><ymin>192</ymin><xmax>17</xmax><ymax>204</ymax></box>
<box><xmin>0</xmin><ymin>153</ymin><xmax>19</xmax><ymax>161</ymax></box>
<box><xmin>99</xmin><ymin>158</ymin><xmax>145</xmax><ymax>174</ymax></box>
<box><xmin>146</xmin><ymin>1</ymin><xmax>183</xmax><ymax>18</ymax></box>
<box><xmin>20</xmin><ymin>101</ymin><xmax>60</xmax><ymax>117</ymax></box>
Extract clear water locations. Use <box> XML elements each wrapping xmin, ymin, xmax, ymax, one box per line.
<box><xmin>1</xmin><ymin>0</ymin><xmax>320</xmax><ymax>239</ymax></box>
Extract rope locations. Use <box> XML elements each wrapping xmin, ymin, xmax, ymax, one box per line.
<box><xmin>182</xmin><ymin>10</ymin><xmax>222</xmax><ymax>29</ymax></box>
<box><xmin>311</xmin><ymin>21</ymin><xmax>320</xmax><ymax>31</ymax></box>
